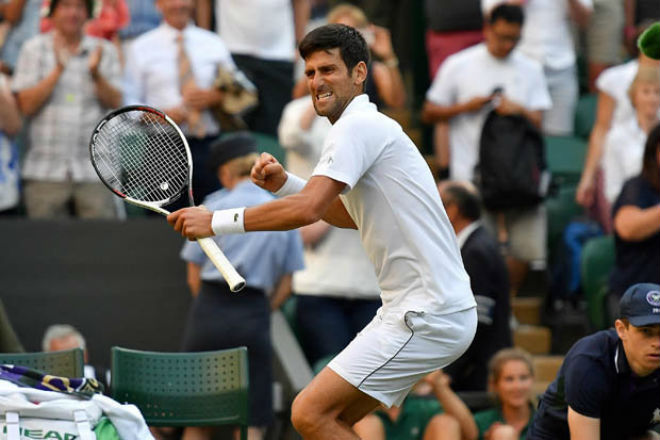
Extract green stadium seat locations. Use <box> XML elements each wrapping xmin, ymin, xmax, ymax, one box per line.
<box><xmin>545</xmin><ymin>135</ymin><xmax>588</xmax><ymax>186</ymax></box>
<box><xmin>574</xmin><ymin>93</ymin><xmax>597</xmax><ymax>140</ymax></box>
<box><xmin>0</xmin><ymin>348</ymin><xmax>85</xmax><ymax>378</ymax></box>
<box><xmin>111</xmin><ymin>346</ymin><xmax>249</xmax><ymax>440</ymax></box>
<box><xmin>580</xmin><ymin>235</ymin><xmax>615</xmax><ymax>330</ymax></box>
<box><xmin>252</xmin><ymin>132</ymin><xmax>286</xmax><ymax>166</ymax></box>
<box><xmin>545</xmin><ymin>185</ymin><xmax>582</xmax><ymax>265</ymax></box>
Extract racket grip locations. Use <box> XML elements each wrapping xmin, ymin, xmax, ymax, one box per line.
<box><xmin>196</xmin><ymin>237</ymin><xmax>246</xmax><ymax>292</ymax></box>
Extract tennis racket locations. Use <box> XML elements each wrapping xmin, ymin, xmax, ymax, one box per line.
<box><xmin>89</xmin><ymin>105</ymin><xmax>246</xmax><ymax>292</ymax></box>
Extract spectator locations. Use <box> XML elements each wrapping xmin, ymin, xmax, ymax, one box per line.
<box><xmin>278</xmin><ymin>94</ymin><xmax>381</xmax><ymax>367</ymax></box>
<box><xmin>353</xmin><ymin>370</ymin><xmax>479</xmax><ymax>440</ymax></box>
<box><xmin>195</xmin><ymin>0</ymin><xmax>311</xmax><ymax>136</ymax></box>
<box><xmin>602</xmin><ymin>65</ymin><xmax>660</xmax><ymax>206</ymax></box>
<box><xmin>118</xmin><ymin>0</ymin><xmax>161</xmax><ymax>45</ymax></box>
<box><xmin>0</xmin><ymin>0</ymin><xmax>42</xmax><ymax>74</ymax></box>
<box><xmin>42</xmin><ymin>323</ymin><xmax>108</xmax><ymax>386</ymax></box>
<box><xmin>528</xmin><ymin>283</ymin><xmax>660</xmax><ymax>439</ymax></box>
<box><xmin>422</xmin><ymin>3</ymin><xmax>551</xmax><ymax>296</ymax></box>
<box><xmin>123</xmin><ymin>0</ymin><xmax>235</xmax><ymax>202</ymax></box>
<box><xmin>472</xmin><ymin>348</ymin><xmax>536</xmax><ymax>440</ymax></box>
<box><xmin>41</xmin><ymin>0</ymin><xmax>130</xmax><ymax>42</ymax></box>
<box><xmin>576</xmin><ymin>32</ymin><xmax>660</xmax><ymax>226</ymax></box>
<box><xmin>581</xmin><ymin>0</ymin><xmax>624</xmax><ymax>92</ymax></box>
<box><xmin>0</xmin><ymin>71</ymin><xmax>21</xmax><ymax>215</ymax></box>
<box><xmin>439</xmin><ymin>181</ymin><xmax>512</xmax><ymax>392</ymax></box>
<box><xmin>482</xmin><ymin>0</ymin><xmax>593</xmax><ymax>136</ymax></box>
<box><xmin>608</xmin><ymin>124</ymin><xmax>660</xmax><ymax>305</ymax></box>
<box><xmin>12</xmin><ymin>0</ymin><xmax>122</xmax><ymax>219</ymax></box>
<box><xmin>179</xmin><ymin>132</ymin><xmax>304</xmax><ymax>440</ymax></box>
<box><xmin>298</xmin><ymin>3</ymin><xmax>406</xmax><ymax>109</ymax></box>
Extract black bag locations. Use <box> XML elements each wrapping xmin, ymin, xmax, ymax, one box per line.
<box><xmin>476</xmin><ymin>111</ymin><xmax>551</xmax><ymax>210</ymax></box>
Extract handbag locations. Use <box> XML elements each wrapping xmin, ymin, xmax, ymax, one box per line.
<box><xmin>212</xmin><ymin>66</ymin><xmax>258</xmax><ymax>132</ymax></box>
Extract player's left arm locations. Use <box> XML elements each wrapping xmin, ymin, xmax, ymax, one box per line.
<box><xmin>568</xmin><ymin>406</ymin><xmax>600</xmax><ymax>440</ymax></box>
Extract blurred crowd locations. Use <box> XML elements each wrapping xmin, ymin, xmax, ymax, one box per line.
<box><xmin>1</xmin><ymin>0</ymin><xmax>659</xmax><ymax>438</ymax></box>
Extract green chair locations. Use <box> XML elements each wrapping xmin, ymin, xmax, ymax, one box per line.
<box><xmin>580</xmin><ymin>235</ymin><xmax>615</xmax><ymax>330</ymax></box>
<box><xmin>111</xmin><ymin>346</ymin><xmax>249</xmax><ymax>440</ymax></box>
<box><xmin>252</xmin><ymin>132</ymin><xmax>286</xmax><ymax>166</ymax></box>
<box><xmin>545</xmin><ymin>135</ymin><xmax>588</xmax><ymax>186</ymax></box>
<box><xmin>545</xmin><ymin>185</ymin><xmax>582</xmax><ymax>265</ymax></box>
<box><xmin>0</xmin><ymin>348</ymin><xmax>85</xmax><ymax>377</ymax></box>
<box><xmin>574</xmin><ymin>93</ymin><xmax>597</xmax><ymax>140</ymax></box>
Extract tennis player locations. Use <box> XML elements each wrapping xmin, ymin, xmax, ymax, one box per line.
<box><xmin>168</xmin><ymin>23</ymin><xmax>477</xmax><ymax>439</ymax></box>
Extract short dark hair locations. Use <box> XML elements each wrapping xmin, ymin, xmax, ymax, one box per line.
<box><xmin>48</xmin><ymin>0</ymin><xmax>94</xmax><ymax>18</ymax></box>
<box><xmin>443</xmin><ymin>184</ymin><xmax>482</xmax><ymax>221</ymax></box>
<box><xmin>488</xmin><ymin>3</ymin><xmax>524</xmax><ymax>26</ymax></box>
<box><xmin>641</xmin><ymin>122</ymin><xmax>660</xmax><ymax>192</ymax></box>
<box><xmin>298</xmin><ymin>23</ymin><xmax>370</xmax><ymax>73</ymax></box>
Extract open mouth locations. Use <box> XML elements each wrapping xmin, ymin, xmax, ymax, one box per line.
<box><xmin>316</xmin><ymin>92</ymin><xmax>333</xmax><ymax>101</ymax></box>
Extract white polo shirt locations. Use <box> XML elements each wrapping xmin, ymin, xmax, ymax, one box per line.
<box><xmin>426</xmin><ymin>43</ymin><xmax>551</xmax><ymax>181</ymax></box>
<box><xmin>596</xmin><ymin>59</ymin><xmax>638</xmax><ymax>126</ymax></box>
<box><xmin>312</xmin><ymin>94</ymin><xmax>476</xmax><ymax>315</ymax></box>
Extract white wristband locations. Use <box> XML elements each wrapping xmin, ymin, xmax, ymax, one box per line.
<box><xmin>274</xmin><ymin>172</ymin><xmax>307</xmax><ymax>197</ymax></box>
<box><xmin>211</xmin><ymin>207</ymin><xmax>246</xmax><ymax>235</ymax></box>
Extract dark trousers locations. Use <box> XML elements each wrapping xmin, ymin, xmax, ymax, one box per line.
<box><xmin>294</xmin><ymin>294</ymin><xmax>381</xmax><ymax>367</ymax></box>
<box><xmin>232</xmin><ymin>54</ymin><xmax>294</xmax><ymax>137</ymax></box>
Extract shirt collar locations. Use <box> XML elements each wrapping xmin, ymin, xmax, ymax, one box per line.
<box><xmin>159</xmin><ymin>21</ymin><xmax>194</xmax><ymax>41</ymax></box>
<box><xmin>614</xmin><ymin>340</ymin><xmax>631</xmax><ymax>375</ymax></box>
<box><xmin>46</xmin><ymin>31</ymin><xmax>96</xmax><ymax>56</ymax></box>
<box><xmin>456</xmin><ymin>221</ymin><xmax>481</xmax><ymax>249</ymax></box>
<box><xmin>337</xmin><ymin>94</ymin><xmax>376</xmax><ymax>121</ymax></box>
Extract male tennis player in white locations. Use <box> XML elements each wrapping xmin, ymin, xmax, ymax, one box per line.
<box><xmin>168</xmin><ymin>23</ymin><xmax>477</xmax><ymax>440</ymax></box>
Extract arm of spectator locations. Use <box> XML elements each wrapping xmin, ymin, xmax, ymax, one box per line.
<box><xmin>424</xmin><ymin>370</ymin><xmax>479</xmax><ymax>440</ymax></box>
<box><xmin>292</xmin><ymin>0</ymin><xmax>310</xmax><ymax>45</ymax></box>
<box><xmin>369</xmin><ymin>25</ymin><xmax>406</xmax><ymax>109</ymax></box>
<box><xmin>494</xmin><ymin>96</ymin><xmax>543</xmax><ymax>129</ymax></box>
<box><xmin>194</xmin><ymin>0</ymin><xmax>213</xmax><ymax>30</ymax></box>
<box><xmin>0</xmin><ymin>77</ymin><xmax>22</xmax><ymax>136</ymax></box>
<box><xmin>433</xmin><ymin>122</ymin><xmax>450</xmax><ymax>174</ymax></box>
<box><xmin>576</xmin><ymin>91</ymin><xmax>615</xmax><ymax>206</ymax></box>
<box><xmin>614</xmin><ymin>204</ymin><xmax>660</xmax><ymax>241</ymax></box>
<box><xmin>421</xmin><ymin>96</ymin><xmax>493</xmax><ymax>123</ymax></box>
<box><xmin>3</xmin><ymin>0</ymin><xmax>27</xmax><ymax>25</ymax></box>
<box><xmin>299</xmin><ymin>220</ymin><xmax>331</xmax><ymax>247</ymax></box>
<box><xmin>89</xmin><ymin>46</ymin><xmax>122</xmax><ymax>108</ymax></box>
<box><xmin>568</xmin><ymin>407</ymin><xmax>600</xmax><ymax>440</ymax></box>
<box><xmin>16</xmin><ymin>64</ymin><xmax>64</xmax><ymax>117</ymax></box>
<box><xmin>567</xmin><ymin>0</ymin><xmax>593</xmax><ymax>29</ymax></box>
<box><xmin>270</xmin><ymin>273</ymin><xmax>293</xmax><ymax>310</ymax></box>
<box><xmin>186</xmin><ymin>262</ymin><xmax>202</xmax><ymax>297</ymax></box>
<box><xmin>182</xmin><ymin>84</ymin><xmax>223</xmax><ymax>111</ymax></box>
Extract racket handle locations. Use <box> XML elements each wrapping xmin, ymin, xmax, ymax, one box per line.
<box><xmin>197</xmin><ymin>237</ymin><xmax>246</xmax><ymax>292</ymax></box>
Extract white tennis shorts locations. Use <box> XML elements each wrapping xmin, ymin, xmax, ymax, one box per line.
<box><xmin>328</xmin><ymin>307</ymin><xmax>477</xmax><ymax>407</ymax></box>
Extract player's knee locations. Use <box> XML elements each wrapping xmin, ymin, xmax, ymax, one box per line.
<box><xmin>490</xmin><ymin>424</ymin><xmax>517</xmax><ymax>440</ymax></box>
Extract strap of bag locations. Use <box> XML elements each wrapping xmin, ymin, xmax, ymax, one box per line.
<box><xmin>5</xmin><ymin>412</ymin><xmax>20</xmax><ymax>440</ymax></box>
<box><xmin>74</xmin><ymin>410</ymin><xmax>96</xmax><ymax>440</ymax></box>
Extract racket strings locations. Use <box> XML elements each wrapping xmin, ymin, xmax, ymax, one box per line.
<box><xmin>92</xmin><ymin>110</ymin><xmax>190</xmax><ymax>204</ymax></box>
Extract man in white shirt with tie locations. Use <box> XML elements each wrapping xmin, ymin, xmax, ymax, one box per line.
<box><xmin>123</xmin><ymin>0</ymin><xmax>236</xmax><ymax>201</ymax></box>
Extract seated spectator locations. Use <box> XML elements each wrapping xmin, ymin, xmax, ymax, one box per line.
<box><xmin>278</xmin><ymin>94</ymin><xmax>382</xmax><ymax>367</ymax></box>
<box><xmin>602</xmin><ymin>65</ymin><xmax>660</xmax><ymax>206</ymax></box>
<box><xmin>42</xmin><ymin>323</ymin><xmax>108</xmax><ymax>386</ymax></box>
<box><xmin>40</xmin><ymin>0</ymin><xmax>130</xmax><ymax>42</ymax></box>
<box><xmin>0</xmin><ymin>71</ymin><xmax>22</xmax><ymax>215</ymax></box>
<box><xmin>422</xmin><ymin>3</ymin><xmax>551</xmax><ymax>296</ymax></box>
<box><xmin>576</xmin><ymin>30</ymin><xmax>660</xmax><ymax>230</ymax></box>
<box><xmin>528</xmin><ymin>283</ymin><xmax>660</xmax><ymax>439</ymax></box>
<box><xmin>439</xmin><ymin>181</ymin><xmax>512</xmax><ymax>392</ymax></box>
<box><xmin>12</xmin><ymin>0</ymin><xmax>122</xmax><ymax>219</ymax></box>
<box><xmin>472</xmin><ymin>348</ymin><xmax>536</xmax><ymax>440</ymax></box>
<box><xmin>292</xmin><ymin>4</ymin><xmax>406</xmax><ymax>109</ymax></box>
<box><xmin>179</xmin><ymin>133</ymin><xmax>304</xmax><ymax>440</ymax></box>
<box><xmin>353</xmin><ymin>370</ymin><xmax>479</xmax><ymax>440</ymax></box>
<box><xmin>608</xmin><ymin>123</ymin><xmax>660</xmax><ymax>306</ymax></box>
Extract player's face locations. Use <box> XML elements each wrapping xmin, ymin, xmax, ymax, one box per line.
<box><xmin>51</xmin><ymin>0</ymin><xmax>88</xmax><ymax>36</ymax></box>
<box><xmin>492</xmin><ymin>360</ymin><xmax>533</xmax><ymax>409</ymax></box>
<box><xmin>617</xmin><ymin>321</ymin><xmax>660</xmax><ymax>377</ymax></box>
<box><xmin>157</xmin><ymin>0</ymin><xmax>193</xmax><ymax>30</ymax></box>
<box><xmin>485</xmin><ymin>19</ymin><xmax>521</xmax><ymax>59</ymax></box>
<box><xmin>304</xmin><ymin>48</ymin><xmax>367</xmax><ymax>124</ymax></box>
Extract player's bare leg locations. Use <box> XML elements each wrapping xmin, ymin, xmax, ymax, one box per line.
<box><xmin>291</xmin><ymin>367</ymin><xmax>381</xmax><ymax>439</ymax></box>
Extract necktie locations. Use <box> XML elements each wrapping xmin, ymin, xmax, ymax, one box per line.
<box><xmin>176</xmin><ymin>33</ymin><xmax>205</xmax><ymax>138</ymax></box>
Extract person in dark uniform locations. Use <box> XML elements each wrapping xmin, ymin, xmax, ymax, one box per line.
<box><xmin>439</xmin><ymin>180</ymin><xmax>512</xmax><ymax>391</ymax></box>
<box><xmin>528</xmin><ymin>282</ymin><xmax>660</xmax><ymax>440</ymax></box>
<box><xmin>179</xmin><ymin>132</ymin><xmax>305</xmax><ymax>440</ymax></box>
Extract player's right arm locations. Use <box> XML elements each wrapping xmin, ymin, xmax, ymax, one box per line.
<box><xmin>568</xmin><ymin>407</ymin><xmax>600</xmax><ymax>440</ymax></box>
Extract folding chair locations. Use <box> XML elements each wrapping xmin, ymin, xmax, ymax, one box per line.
<box><xmin>0</xmin><ymin>348</ymin><xmax>85</xmax><ymax>378</ymax></box>
<box><xmin>111</xmin><ymin>346</ymin><xmax>249</xmax><ymax>440</ymax></box>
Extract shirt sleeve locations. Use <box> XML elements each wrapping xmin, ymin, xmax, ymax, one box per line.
<box><xmin>180</xmin><ymin>239</ymin><xmax>205</xmax><ymax>265</ymax></box>
<box><xmin>11</xmin><ymin>38</ymin><xmax>41</xmax><ymax>92</ymax></box>
<box><xmin>564</xmin><ymin>355</ymin><xmax>610</xmax><ymax>418</ymax></box>
<box><xmin>595</xmin><ymin>67</ymin><xmax>618</xmax><ymax>98</ymax></box>
<box><xmin>526</xmin><ymin>61</ymin><xmax>552</xmax><ymax>111</ymax></box>
<box><xmin>122</xmin><ymin>41</ymin><xmax>144</xmax><ymax>105</ymax></box>
<box><xmin>99</xmin><ymin>40</ymin><xmax>123</xmax><ymax>92</ymax></box>
<box><xmin>283</xmin><ymin>230</ymin><xmax>305</xmax><ymax>274</ymax></box>
<box><xmin>425</xmin><ymin>57</ymin><xmax>458</xmax><ymax>106</ymax></box>
<box><xmin>312</xmin><ymin>116</ymin><xmax>381</xmax><ymax>191</ymax></box>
